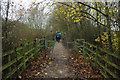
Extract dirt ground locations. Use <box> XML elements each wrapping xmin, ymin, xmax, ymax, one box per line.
<box><xmin>21</xmin><ymin>41</ymin><xmax>101</xmax><ymax>79</ymax></box>
<box><xmin>21</xmin><ymin>42</ymin><xmax>74</xmax><ymax>79</ymax></box>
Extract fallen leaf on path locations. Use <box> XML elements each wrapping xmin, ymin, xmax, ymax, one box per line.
<box><xmin>33</xmin><ymin>70</ymin><xmax>37</xmax><ymax>73</ymax></box>
<box><xmin>74</xmin><ymin>59</ymin><xmax>77</xmax><ymax>62</ymax></box>
<box><xmin>64</xmin><ymin>58</ymin><xmax>67</xmax><ymax>59</ymax></box>
<box><xmin>35</xmin><ymin>72</ymin><xmax>40</xmax><ymax>76</ymax></box>
<box><xmin>37</xmin><ymin>60</ymin><xmax>39</xmax><ymax>63</ymax></box>
<box><xmin>55</xmin><ymin>76</ymin><xmax>58</xmax><ymax>78</ymax></box>
<box><xmin>59</xmin><ymin>70</ymin><xmax>63</xmax><ymax>73</ymax></box>
<box><xmin>56</xmin><ymin>64</ymin><xmax>58</xmax><ymax>67</ymax></box>
<box><xmin>49</xmin><ymin>62</ymin><xmax>51</xmax><ymax>64</ymax></box>
<box><xmin>18</xmin><ymin>75</ymin><xmax>22</xmax><ymax>79</ymax></box>
<box><xmin>71</xmin><ymin>57</ymin><xmax>74</xmax><ymax>59</ymax></box>
<box><xmin>45</xmin><ymin>73</ymin><xmax>47</xmax><ymax>75</ymax></box>
<box><xmin>81</xmin><ymin>63</ymin><xmax>83</xmax><ymax>65</ymax></box>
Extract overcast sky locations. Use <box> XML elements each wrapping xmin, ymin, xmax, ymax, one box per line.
<box><xmin>1</xmin><ymin>0</ymin><xmax>52</xmax><ymax>20</ymax></box>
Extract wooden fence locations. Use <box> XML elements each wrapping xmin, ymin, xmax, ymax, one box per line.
<box><xmin>77</xmin><ymin>41</ymin><xmax>120</xmax><ymax>79</ymax></box>
<box><xmin>1</xmin><ymin>38</ymin><xmax>55</xmax><ymax>79</ymax></box>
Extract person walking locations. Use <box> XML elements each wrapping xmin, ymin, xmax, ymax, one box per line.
<box><xmin>56</xmin><ymin>32</ymin><xmax>62</xmax><ymax>42</ymax></box>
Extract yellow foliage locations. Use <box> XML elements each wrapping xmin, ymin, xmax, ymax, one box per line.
<box><xmin>74</xmin><ymin>20</ymin><xmax>76</xmax><ymax>23</ymax></box>
<box><xmin>114</xmin><ymin>34</ymin><xmax>117</xmax><ymax>37</ymax></box>
<box><xmin>75</xmin><ymin>3</ymin><xmax>77</xmax><ymax>4</ymax></box>
<box><xmin>72</xmin><ymin>16</ymin><xmax>74</xmax><ymax>19</ymax></box>
<box><xmin>49</xmin><ymin>13</ymin><xmax>52</xmax><ymax>15</ymax></box>
<box><xmin>67</xmin><ymin>19</ymin><xmax>70</xmax><ymax>22</ymax></box>
<box><xmin>86</xmin><ymin>18</ymin><xmax>90</xmax><ymax>20</ymax></box>
<box><xmin>67</xmin><ymin>13</ymin><xmax>69</xmax><ymax>17</ymax></box>
<box><xmin>91</xmin><ymin>9</ymin><xmax>94</xmax><ymax>13</ymax></box>
<box><xmin>79</xmin><ymin>50</ymin><xmax>81</xmax><ymax>53</ymax></box>
<box><xmin>76</xmin><ymin>8</ymin><xmax>79</xmax><ymax>11</ymax></box>
<box><xmin>71</xmin><ymin>7</ymin><xmax>74</xmax><ymax>9</ymax></box>
<box><xmin>68</xmin><ymin>8</ymin><xmax>71</xmax><ymax>11</ymax></box>
<box><xmin>60</xmin><ymin>3</ymin><xmax>62</xmax><ymax>6</ymax></box>
<box><xmin>95</xmin><ymin>32</ymin><xmax>119</xmax><ymax>51</ymax></box>
<box><xmin>84</xmin><ymin>8</ymin><xmax>87</xmax><ymax>10</ymax></box>
<box><xmin>80</xmin><ymin>16</ymin><xmax>83</xmax><ymax>19</ymax></box>
<box><xmin>71</xmin><ymin>10</ymin><xmax>75</xmax><ymax>13</ymax></box>
<box><xmin>32</xmin><ymin>2</ymin><xmax>35</xmax><ymax>4</ymax></box>
<box><xmin>70</xmin><ymin>14</ymin><xmax>72</xmax><ymax>17</ymax></box>
<box><xmin>114</xmin><ymin>8</ymin><xmax>118</xmax><ymax>11</ymax></box>
<box><xmin>95</xmin><ymin>39</ymin><xmax>98</xmax><ymax>42</ymax></box>
<box><xmin>79</xmin><ymin>4</ymin><xmax>82</xmax><ymax>6</ymax></box>
<box><xmin>64</xmin><ymin>12</ymin><xmax>66</xmax><ymax>14</ymax></box>
<box><xmin>20</xmin><ymin>14</ymin><xmax>24</xmax><ymax>16</ymax></box>
<box><xmin>74</xmin><ymin>12</ymin><xmax>76</xmax><ymax>14</ymax></box>
<box><xmin>90</xmin><ymin>45</ymin><xmax>92</xmax><ymax>48</ymax></box>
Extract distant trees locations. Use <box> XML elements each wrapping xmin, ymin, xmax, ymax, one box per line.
<box><xmin>49</xmin><ymin>2</ymin><xmax>119</xmax><ymax>53</ymax></box>
<box><xmin>1</xmin><ymin>0</ymin><xmax>119</xmax><ymax>54</ymax></box>
<box><xmin>1</xmin><ymin>0</ymin><xmax>50</xmax><ymax>52</ymax></box>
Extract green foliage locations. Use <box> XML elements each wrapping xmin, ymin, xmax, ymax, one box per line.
<box><xmin>49</xmin><ymin>5</ymin><xmax>98</xmax><ymax>42</ymax></box>
<box><xmin>2</xmin><ymin>19</ymin><xmax>43</xmax><ymax>52</ymax></box>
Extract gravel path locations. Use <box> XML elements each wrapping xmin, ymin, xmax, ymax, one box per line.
<box><xmin>21</xmin><ymin>41</ymin><xmax>75</xmax><ymax>79</ymax></box>
<box><xmin>44</xmin><ymin>42</ymin><xmax>72</xmax><ymax>78</ymax></box>
<box><xmin>21</xmin><ymin>41</ymin><xmax>101</xmax><ymax>79</ymax></box>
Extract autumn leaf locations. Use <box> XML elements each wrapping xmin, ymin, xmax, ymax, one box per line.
<box><xmin>55</xmin><ymin>76</ymin><xmax>58</xmax><ymax>78</ymax></box>
<box><xmin>49</xmin><ymin>13</ymin><xmax>52</xmax><ymax>15</ymax></box>
<box><xmin>20</xmin><ymin>14</ymin><xmax>24</xmax><ymax>16</ymax></box>
<box><xmin>79</xmin><ymin>50</ymin><xmax>81</xmax><ymax>53</ymax></box>
<box><xmin>76</xmin><ymin>8</ymin><xmax>79</xmax><ymax>11</ymax></box>
<box><xmin>49</xmin><ymin>62</ymin><xmax>51</xmax><ymax>64</ymax></box>
<box><xmin>33</xmin><ymin>70</ymin><xmax>37</xmax><ymax>73</ymax></box>
<box><xmin>71</xmin><ymin>57</ymin><xmax>74</xmax><ymax>59</ymax></box>
<box><xmin>18</xmin><ymin>75</ymin><xmax>22</xmax><ymax>79</ymax></box>
<box><xmin>32</xmin><ymin>2</ymin><xmax>35</xmax><ymax>4</ymax></box>
<box><xmin>64</xmin><ymin>58</ymin><xmax>67</xmax><ymax>59</ymax></box>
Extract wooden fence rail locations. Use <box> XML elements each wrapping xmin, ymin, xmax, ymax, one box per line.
<box><xmin>80</xmin><ymin>42</ymin><xmax>120</xmax><ymax>79</ymax></box>
<box><xmin>1</xmin><ymin>38</ymin><xmax>55</xmax><ymax>80</ymax></box>
<box><xmin>62</xmin><ymin>34</ymin><xmax>120</xmax><ymax>79</ymax></box>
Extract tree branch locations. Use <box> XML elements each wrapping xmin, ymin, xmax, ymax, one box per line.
<box><xmin>78</xmin><ymin>2</ymin><xmax>108</xmax><ymax>17</ymax></box>
<box><xmin>58</xmin><ymin>2</ymin><xmax>105</xmax><ymax>26</ymax></box>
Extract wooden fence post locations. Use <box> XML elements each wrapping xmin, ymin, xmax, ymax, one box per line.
<box><xmin>105</xmin><ymin>49</ymin><xmax>108</xmax><ymax>78</ymax></box>
<box><xmin>34</xmin><ymin>39</ymin><xmax>37</xmax><ymax>59</ymax></box>
<box><xmin>14</xmin><ymin>46</ymin><xmax>19</xmax><ymax>79</ymax></box>
<box><xmin>8</xmin><ymin>54</ymin><xmax>11</xmax><ymax>79</ymax></box>
<box><xmin>23</xmin><ymin>40</ymin><xmax>26</xmax><ymax>69</ymax></box>
<box><xmin>83</xmin><ymin>42</ymin><xmax>86</xmax><ymax>67</ymax></box>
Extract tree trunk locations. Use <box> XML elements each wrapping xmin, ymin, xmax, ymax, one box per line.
<box><xmin>5</xmin><ymin>0</ymin><xmax>10</xmax><ymax>39</ymax></box>
<box><xmin>97</xmin><ymin>2</ymin><xmax>102</xmax><ymax>48</ymax></box>
<box><xmin>105</xmin><ymin>2</ymin><xmax>113</xmax><ymax>52</ymax></box>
